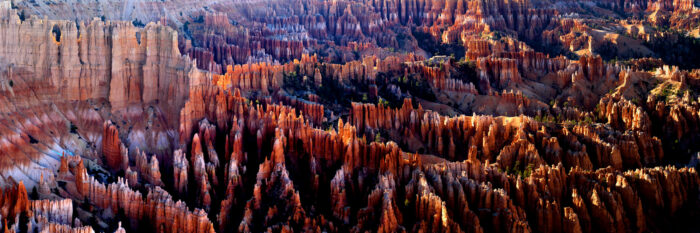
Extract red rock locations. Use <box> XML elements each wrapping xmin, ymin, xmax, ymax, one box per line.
<box><xmin>102</xmin><ymin>121</ymin><xmax>127</xmax><ymax>172</ymax></box>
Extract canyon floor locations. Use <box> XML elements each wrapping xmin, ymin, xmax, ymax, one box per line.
<box><xmin>0</xmin><ymin>0</ymin><xmax>699</xmax><ymax>232</ymax></box>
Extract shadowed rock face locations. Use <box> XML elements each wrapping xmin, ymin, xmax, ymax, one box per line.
<box><xmin>0</xmin><ymin>0</ymin><xmax>699</xmax><ymax>233</ymax></box>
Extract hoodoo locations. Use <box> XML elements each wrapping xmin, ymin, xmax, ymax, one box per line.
<box><xmin>0</xmin><ymin>0</ymin><xmax>698</xmax><ymax>232</ymax></box>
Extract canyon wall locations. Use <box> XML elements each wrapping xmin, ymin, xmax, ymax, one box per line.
<box><xmin>0</xmin><ymin>7</ymin><xmax>198</xmax><ymax>110</ymax></box>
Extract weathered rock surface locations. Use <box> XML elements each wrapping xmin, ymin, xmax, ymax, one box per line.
<box><xmin>0</xmin><ymin>0</ymin><xmax>699</xmax><ymax>232</ymax></box>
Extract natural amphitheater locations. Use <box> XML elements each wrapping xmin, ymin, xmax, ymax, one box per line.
<box><xmin>0</xmin><ymin>0</ymin><xmax>699</xmax><ymax>232</ymax></box>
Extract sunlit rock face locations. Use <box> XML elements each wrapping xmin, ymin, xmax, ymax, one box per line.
<box><xmin>0</xmin><ymin>0</ymin><xmax>699</xmax><ymax>232</ymax></box>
